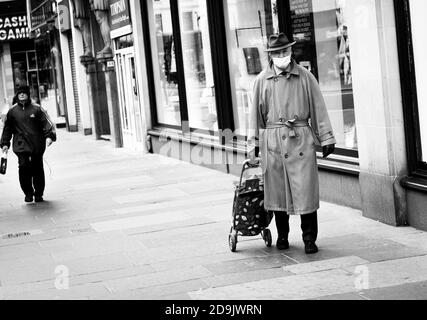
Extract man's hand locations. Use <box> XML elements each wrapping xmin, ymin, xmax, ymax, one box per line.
<box><xmin>46</xmin><ymin>138</ymin><xmax>53</xmax><ymax>147</ymax></box>
<box><xmin>1</xmin><ymin>146</ymin><xmax>8</xmax><ymax>154</ymax></box>
<box><xmin>323</xmin><ymin>144</ymin><xmax>335</xmax><ymax>158</ymax></box>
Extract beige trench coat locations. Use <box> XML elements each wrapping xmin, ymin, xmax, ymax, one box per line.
<box><xmin>249</xmin><ymin>61</ymin><xmax>336</xmax><ymax>215</ymax></box>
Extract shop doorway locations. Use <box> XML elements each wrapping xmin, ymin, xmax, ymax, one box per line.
<box><xmin>11</xmin><ymin>49</ymin><xmax>40</xmax><ymax>104</ymax></box>
<box><xmin>115</xmin><ymin>47</ymin><xmax>144</xmax><ymax>151</ymax></box>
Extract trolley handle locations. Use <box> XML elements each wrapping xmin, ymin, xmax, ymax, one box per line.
<box><xmin>239</xmin><ymin>158</ymin><xmax>261</xmax><ymax>189</ymax></box>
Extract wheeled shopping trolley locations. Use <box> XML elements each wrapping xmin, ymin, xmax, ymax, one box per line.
<box><xmin>228</xmin><ymin>159</ymin><xmax>273</xmax><ymax>252</ymax></box>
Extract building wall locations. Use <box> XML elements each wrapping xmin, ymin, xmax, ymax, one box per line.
<box><xmin>347</xmin><ymin>0</ymin><xmax>408</xmax><ymax>226</ymax></box>
<box><xmin>407</xmin><ymin>190</ymin><xmax>427</xmax><ymax>231</ymax></box>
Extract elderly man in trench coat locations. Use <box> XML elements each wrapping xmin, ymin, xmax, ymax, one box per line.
<box><xmin>248</xmin><ymin>33</ymin><xmax>336</xmax><ymax>254</ymax></box>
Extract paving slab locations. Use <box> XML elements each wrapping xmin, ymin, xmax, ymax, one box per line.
<box><xmin>104</xmin><ymin>265</ymin><xmax>213</xmax><ymax>293</ymax></box>
<box><xmin>93</xmin><ymin>279</ymin><xmax>208</xmax><ymax>300</ymax></box>
<box><xmin>203</xmin><ymin>254</ymin><xmax>297</xmax><ymax>275</ymax></box>
<box><xmin>202</xmin><ymin>268</ymin><xmax>294</xmax><ymax>288</ymax></box>
<box><xmin>282</xmin><ymin>256</ymin><xmax>369</xmax><ymax>275</ymax></box>
<box><xmin>316</xmin><ymin>281</ymin><xmax>427</xmax><ymax>300</ymax></box>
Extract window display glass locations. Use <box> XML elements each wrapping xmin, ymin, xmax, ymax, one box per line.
<box><xmin>11</xmin><ymin>50</ymin><xmax>40</xmax><ymax>104</ymax></box>
<box><xmin>177</xmin><ymin>0</ymin><xmax>218</xmax><ymax>132</ymax></box>
<box><xmin>152</xmin><ymin>0</ymin><xmax>181</xmax><ymax>127</ymax></box>
<box><xmin>290</xmin><ymin>0</ymin><xmax>357</xmax><ymax>151</ymax></box>
<box><xmin>223</xmin><ymin>0</ymin><xmax>278</xmax><ymax>136</ymax></box>
<box><xmin>223</xmin><ymin>0</ymin><xmax>357</xmax><ymax>152</ymax></box>
<box><xmin>35</xmin><ymin>36</ymin><xmax>60</xmax><ymax>118</ymax></box>
<box><xmin>409</xmin><ymin>0</ymin><xmax>427</xmax><ymax>163</ymax></box>
<box><xmin>11</xmin><ymin>52</ymin><xmax>28</xmax><ymax>89</ymax></box>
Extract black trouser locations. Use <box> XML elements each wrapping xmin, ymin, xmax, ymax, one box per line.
<box><xmin>275</xmin><ymin>211</ymin><xmax>318</xmax><ymax>243</ymax></box>
<box><xmin>17</xmin><ymin>153</ymin><xmax>45</xmax><ymax>198</ymax></box>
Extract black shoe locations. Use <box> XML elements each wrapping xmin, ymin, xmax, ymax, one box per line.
<box><xmin>34</xmin><ymin>196</ymin><xmax>44</xmax><ymax>203</ymax></box>
<box><xmin>24</xmin><ymin>195</ymin><xmax>33</xmax><ymax>203</ymax></box>
<box><xmin>304</xmin><ymin>241</ymin><xmax>318</xmax><ymax>254</ymax></box>
<box><xmin>276</xmin><ymin>238</ymin><xmax>289</xmax><ymax>250</ymax></box>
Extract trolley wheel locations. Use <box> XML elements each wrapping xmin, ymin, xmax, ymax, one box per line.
<box><xmin>229</xmin><ymin>229</ymin><xmax>237</xmax><ymax>252</ymax></box>
<box><xmin>263</xmin><ymin>229</ymin><xmax>272</xmax><ymax>247</ymax></box>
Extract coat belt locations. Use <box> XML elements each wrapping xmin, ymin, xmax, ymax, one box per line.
<box><xmin>266</xmin><ymin>119</ymin><xmax>309</xmax><ymax>138</ymax></box>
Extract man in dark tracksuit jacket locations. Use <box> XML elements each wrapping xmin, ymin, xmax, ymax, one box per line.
<box><xmin>0</xmin><ymin>86</ymin><xmax>57</xmax><ymax>203</ymax></box>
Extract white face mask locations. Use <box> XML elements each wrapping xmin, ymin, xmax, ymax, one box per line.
<box><xmin>272</xmin><ymin>55</ymin><xmax>292</xmax><ymax>70</ymax></box>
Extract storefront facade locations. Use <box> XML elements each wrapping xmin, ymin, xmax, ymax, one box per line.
<box><xmin>126</xmin><ymin>0</ymin><xmax>427</xmax><ymax>230</ymax></box>
<box><xmin>16</xmin><ymin>0</ymin><xmax>420</xmax><ymax>230</ymax></box>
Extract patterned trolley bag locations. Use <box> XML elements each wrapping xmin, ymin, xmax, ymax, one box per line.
<box><xmin>228</xmin><ymin>159</ymin><xmax>273</xmax><ymax>252</ymax></box>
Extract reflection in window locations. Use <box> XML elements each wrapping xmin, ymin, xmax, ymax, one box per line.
<box><xmin>34</xmin><ymin>34</ymin><xmax>66</xmax><ymax>118</ymax></box>
<box><xmin>178</xmin><ymin>0</ymin><xmax>217</xmax><ymax>131</ymax></box>
<box><xmin>223</xmin><ymin>0</ymin><xmax>278</xmax><ymax>136</ymax></box>
<box><xmin>290</xmin><ymin>0</ymin><xmax>357</xmax><ymax>151</ymax></box>
<box><xmin>115</xmin><ymin>34</ymin><xmax>134</xmax><ymax>50</ymax></box>
<box><xmin>152</xmin><ymin>0</ymin><xmax>181</xmax><ymax>127</ymax></box>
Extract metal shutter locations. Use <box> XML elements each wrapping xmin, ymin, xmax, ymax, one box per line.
<box><xmin>68</xmin><ymin>33</ymin><xmax>82</xmax><ymax>132</ymax></box>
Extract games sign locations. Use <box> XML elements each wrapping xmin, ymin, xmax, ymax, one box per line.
<box><xmin>0</xmin><ymin>15</ymin><xmax>30</xmax><ymax>41</ymax></box>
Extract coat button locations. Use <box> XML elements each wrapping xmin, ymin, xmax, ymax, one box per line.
<box><xmin>282</xmin><ymin>135</ymin><xmax>286</xmax><ymax>140</ymax></box>
<box><xmin>285</xmin><ymin>154</ymin><xmax>289</xmax><ymax>159</ymax></box>
<box><xmin>299</xmin><ymin>152</ymin><xmax>304</xmax><ymax>156</ymax></box>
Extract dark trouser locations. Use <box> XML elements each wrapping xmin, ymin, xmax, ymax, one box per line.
<box><xmin>17</xmin><ymin>153</ymin><xmax>45</xmax><ymax>198</ymax></box>
<box><xmin>275</xmin><ymin>211</ymin><xmax>318</xmax><ymax>243</ymax></box>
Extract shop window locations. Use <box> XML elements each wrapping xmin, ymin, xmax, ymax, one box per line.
<box><xmin>11</xmin><ymin>52</ymin><xmax>28</xmax><ymax>89</ymax></box>
<box><xmin>149</xmin><ymin>0</ymin><xmax>217</xmax><ymax>132</ymax></box>
<box><xmin>409</xmin><ymin>0</ymin><xmax>427</xmax><ymax>166</ymax></box>
<box><xmin>151</xmin><ymin>3</ymin><xmax>181</xmax><ymax>127</ymax></box>
<box><xmin>288</xmin><ymin>0</ymin><xmax>357</xmax><ymax>154</ymax></box>
<box><xmin>223</xmin><ymin>0</ymin><xmax>357</xmax><ymax>155</ymax></box>
<box><xmin>11</xmin><ymin>50</ymin><xmax>40</xmax><ymax>104</ymax></box>
<box><xmin>223</xmin><ymin>0</ymin><xmax>279</xmax><ymax>137</ymax></box>
<box><xmin>115</xmin><ymin>34</ymin><xmax>134</xmax><ymax>50</ymax></box>
<box><xmin>9</xmin><ymin>41</ymin><xmax>39</xmax><ymax>104</ymax></box>
<box><xmin>177</xmin><ymin>0</ymin><xmax>218</xmax><ymax>132</ymax></box>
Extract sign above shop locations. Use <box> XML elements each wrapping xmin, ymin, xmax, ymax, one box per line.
<box><xmin>58</xmin><ymin>0</ymin><xmax>71</xmax><ymax>32</ymax></box>
<box><xmin>0</xmin><ymin>16</ymin><xmax>29</xmax><ymax>41</ymax></box>
<box><xmin>109</xmin><ymin>0</ymin><xmax>132</xmax><ymax>39</ymax></box>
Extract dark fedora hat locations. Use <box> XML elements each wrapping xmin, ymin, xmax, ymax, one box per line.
<box><xmin>265</xmin><ymin>33</ymin><xmax>296</xmax><ymax>52</ymax></box>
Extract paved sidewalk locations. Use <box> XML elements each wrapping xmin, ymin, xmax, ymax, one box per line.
<box><xmin>1</xmin><ymin>129</ymin><xmax>427</xmax><ymax>300</ymax></box>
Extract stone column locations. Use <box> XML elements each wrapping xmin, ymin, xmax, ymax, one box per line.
<box><xmin>347</xmin><ymin>0</ymin><xmax>408</xmax><ymax>226</ymax></box>
<box><xmin>80</xmin><ymin>55</ymin><xmax>102</xmax><ymax>140</ymax></box>
<box><xmin>98</xmin><ymin>56</ymin><xmax>123</xmax><ymax>148</ymax></box>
